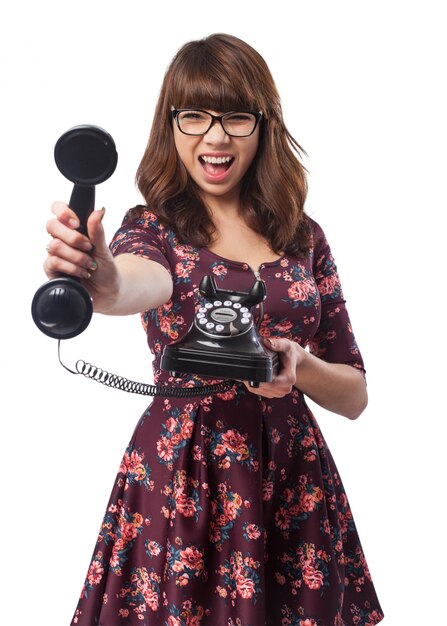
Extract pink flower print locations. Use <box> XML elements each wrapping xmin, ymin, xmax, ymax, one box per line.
<box><xmin>209</xmin><ymin>525</ymin><xmax>222</xmax><ymax>543</ymax></box>
<box><xmin>181</xmin><ymin>546</ymin><xmax>204</xmax><ymax>574</ymax></box>
<box><xmin>120</xmin><ymin>522</ymin><xmax>138</xmax><ymax>543</ymax></box>
<box><xmin>302</xmin><ymin>565</ymin><xmax>324</xmax><ymax>590</ymax></box>
<box><xmin>288</xmin><ymin>280</ymin><xmax>314</xmax><ymax>302</ymax></box>
<box><xmin>221</xmin><ymin>456</ymin><xmax>231</xmax><ymax>469</ymax></box>
<box><xmin>300</xmin><ymin>620</ymin><xmax>317</xmax><ymax>626</ymax></box>
<box><xmin>170</xmin><ymin>433</ymin><xmax>182</xmax><ymax>446</ymax></box>
<box><xmin>180</xmin><ymin>419</ymin><xmax>194</xmax><ymax>439</ymax></box>
<box><xmin>87</xmin><ymin>560</ymin><xmax>104</xmax><ymax>586</ymax></box>
<box><xmin>236</xmin><ymin>575</ymin><xmax>255</xmax><ymax>599</ymax></box>
<box><xmin>275</xmin><ymin>508</ymin><xmax>291</xmax><ymax>530</ymax></box>
<box><xmin>300</xmin><ymin>492</ymin><xmax>315</xmax><ymax>513</ymax></box>
<box><xmin>146</xmin><ymin>541</ymin><xmax>162</xmax><ymax>557</ymax></box>
<box><xmin>271</xmin><ymin>428</ymin><xmax>281</xmax><ymax>444</ymax></box>
<box><xmin>262</xmin><ymin>480</ymin><xmax>273</xmax><ymax>501</ymax></box>
<box><xmin>221</xmin><ymin>429</ymin><xmax>246</xmax><ymax>451</ymax></box>
<box><xmin>246</xmin><ymin>524</ymin><xmax>262</xmax><ymax>540</ymax></box>
<box><xmin>165</xmin><ymin>417</ymin><xmax>177</xmax><ymax>432</ymax></box>
<box><xmin>318</xmin><ymin>275</ymin><xmax>340</xmax><ymax>296</ymax></box>
<box><xmin>176</xmin><ymin>260</ymin><xmax>195</xmax><ymax>278</ymax></box>
<box><xmin>177</xmin><ymin>494</ymin><xmax>196</xmax><ymax>518</ymax></box>
<box><xmin>167</xmin><ymin>617</ymin><xmax>182</xmax><ymax>626</ymax></box>
<box><xmin>216</xmin><ymin>387</ymin><xmax>237</xmax><ymax>401</ymax></box>
<box><xmin>215</xmin><ymin>513</ymin><xmax>228</xmax><ymax>528</ymax></box>
<box><xmin>212</xmin><ymin>263</ymin><xmax>227</xmax><ymax>277</ymax></box>
<box><xmin>175</xmin><ymin>245</ymin><xmax>195</xmax><ymax>259</ymax></box>
<box><xmin>146</xmin><ymin>590</ymin><xmax>159</xmax><ymax>610</ymax></box>
<box><xmin>157</xmin><ymin>436</ymin><xmax>175</xmax><ymax>461</ymax></box>
<box><xmin>283</xmin><ymin>488</ymin><xmax>294</xmax><ymax>503</ymax></box>
<box><xmin>275</xmin><ymin>320</ymin><xmax>293</xmax><ymax>333</ymax></box>
<box><xmin>223</xmin><ymin>499</ymin><xmax>238</xmax><ymax>521</ymax></box>
<box><xmin>214</xmin><ymin>443</ymin><xmax>227</xmax><ymax>457</ymax></box>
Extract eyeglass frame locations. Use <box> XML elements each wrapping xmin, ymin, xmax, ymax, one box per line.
<box><xmin>170</xmin><ymin>106</ymin><xmax>263</xmax><ymax>138</ymax></box>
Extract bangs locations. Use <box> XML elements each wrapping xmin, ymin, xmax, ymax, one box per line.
<box><xmin>168</xmin><ymin>49</ymin><xmax>260</xmax><ymax>113</ymax></box>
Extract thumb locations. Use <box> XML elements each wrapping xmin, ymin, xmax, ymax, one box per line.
<box><xmin>87</xmin><ymin>208</ymin><xmax>108</xmax><ymax>252</ymax></box>
<box><xmin>264</xmin><ymin>337</ymin><xmax>289</xmax><ymax>352</ymax></box>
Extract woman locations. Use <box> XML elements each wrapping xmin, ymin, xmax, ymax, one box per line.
<box><xmin>45</xmin><ymin>33</ymin><xmax>384</xmax><ymax>626</ymax></box>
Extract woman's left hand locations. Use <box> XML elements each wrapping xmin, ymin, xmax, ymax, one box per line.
<box><xmin>243</xmin><ymin>337</ymin><xmax>305</xmax><ymax>398</ymax></box>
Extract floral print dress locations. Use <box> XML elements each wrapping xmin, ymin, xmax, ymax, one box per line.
<box><xmin>71</xmin><ymin>207</ymin><xmax>384</xmax><ymax>626</ymax></box>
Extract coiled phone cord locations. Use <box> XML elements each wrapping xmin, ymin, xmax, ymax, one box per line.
<box><xmin>57</xmin><ymin>341</ymin><xmax>235</xmax><ymax>398</ymax></box>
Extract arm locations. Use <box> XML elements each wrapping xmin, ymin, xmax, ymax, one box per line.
<box><xmin>295</xmin><ymin>347</ymin><xmax>367</xmax><ymax>420</ymax></box>
<box><xmin>102</xmin><ymin>253</ymin><xmax>173</xmax><ymax>315</ymax></box>
<box><xmin>243</xmin><ymin>220</ymin><xmax>367</xmax><ymax>420</ymax></box>
<box><xmin>44</xmin><ymin>202</ymin><xmax>173</xmax><ymax>315</ymax></box>
<box><xmin>244</xmin><ymin>337</ymin><xmax>367</xmax><ymax>420</ymax></box>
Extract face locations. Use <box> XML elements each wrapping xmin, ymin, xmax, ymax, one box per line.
<box><xmin>173</xmin><ymin>109</ymin><xmax>259</xmax><ymax>207</ymax></box>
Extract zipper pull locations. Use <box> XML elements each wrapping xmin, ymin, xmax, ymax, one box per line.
<box><xmin>253</xmin><ymin>264</ymin><xmax>264</xmax><ymax>280</ymax></box>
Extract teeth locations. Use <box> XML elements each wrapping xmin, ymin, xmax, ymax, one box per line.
<box><xmin>201</xmin><ymin>155</ymin><xmax>233</xmax><ymax>164</ymax></box>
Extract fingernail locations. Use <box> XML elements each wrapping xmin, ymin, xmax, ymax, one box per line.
<box><xmin>88</xmin><ymin>260</ymin><xmax>98</xmax><ymax>270</ymax></box>
<box><xmin>81</xmin><ymin>270</ymin><xmax>91</xmax><ymax>279</ymax></box>
<box><xmin>69</xmin><ymin>218</ymin><xmax>80</xmax><ymax>228</ymax></box>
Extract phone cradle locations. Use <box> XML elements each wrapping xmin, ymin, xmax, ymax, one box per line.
<box><xmin>160</xmin><ymin>275</ymin><xmax>279</xmax><ymax>388</ymax></box>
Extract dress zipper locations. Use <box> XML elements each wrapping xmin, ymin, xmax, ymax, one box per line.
<box><xmin>249</xmin><ymin>265</ymin><xmax>265</xmax><ymax>330</ymax></box>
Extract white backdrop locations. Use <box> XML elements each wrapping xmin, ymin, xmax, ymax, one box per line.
<box><xmin>1</xmin><ymin>1</ymin><xmax>445</xmax><ymax>624</ymax></box>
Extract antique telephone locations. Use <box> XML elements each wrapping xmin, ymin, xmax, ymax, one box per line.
<box><xmin>161</xmin><ymin>275</ymin><xmax>278</xmax><ymax>385</ymax></box>
<box><xmin>31</xmin><ymin>125</ymin><xmax>279</xmax><ymax>397</ymax></box>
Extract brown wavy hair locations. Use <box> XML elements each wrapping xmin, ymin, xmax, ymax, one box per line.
<box><xmin>136</xmin><ymin>33</ymin><xmax>311</xmax><ymax>256</ymax></box>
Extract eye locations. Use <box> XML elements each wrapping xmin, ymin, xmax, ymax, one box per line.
<box><xmin>225</xmin><ymin>113</ymin><xmax>253</xmax><ymax>123</ymax></box>
<box><xmin>179</xmin><ymin>110</ymin><xmax>208</xmax><ymax>121</ymax></box>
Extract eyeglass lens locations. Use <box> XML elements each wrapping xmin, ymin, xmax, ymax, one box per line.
<box><xmin>177</xmin><ymin>111</ymin><xmax>257</xmax><ymax>137</ymax></box>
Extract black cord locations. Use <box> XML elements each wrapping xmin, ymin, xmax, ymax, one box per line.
<box><xmin>57</xmin><ymin>341</ymin><xmax>235</xmax><ymax>398</ymax></box>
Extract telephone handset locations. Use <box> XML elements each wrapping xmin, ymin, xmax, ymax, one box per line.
<box><xmin>160</xmin><ymin>275</ymin><xmax>279</xmax><ymax>388</ymax></box>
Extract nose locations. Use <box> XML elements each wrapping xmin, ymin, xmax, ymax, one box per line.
<box><xmin>203</xmin><ymin>119</ymin><xmax>230</xmax><ymax>144</ymax></box>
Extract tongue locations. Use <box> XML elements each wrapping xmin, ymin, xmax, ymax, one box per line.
<box><xmin>202</xmin><ymin>160</ymin><xmax>230</xmax><ymax>175</ymax></box>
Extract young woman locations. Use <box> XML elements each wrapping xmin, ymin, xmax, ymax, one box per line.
<box><xmin>45</xmin><ymin>33</ymin><xmax>384</xmax><ymax>626</ymax></box>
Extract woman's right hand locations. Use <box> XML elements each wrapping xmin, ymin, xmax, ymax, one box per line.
<box><xmin>44</xmin><ymin>201</ymin><xmax>121</xmax><ymax>313</ymax></box>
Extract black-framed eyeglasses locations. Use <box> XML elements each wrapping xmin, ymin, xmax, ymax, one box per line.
<box><xmin>171</xmin><ymin>107</ymin><xmax>263</xmax><ymax>138</ymax></box>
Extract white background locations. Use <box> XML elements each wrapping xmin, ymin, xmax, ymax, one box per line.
<box><xmin>1</xmin><ymin>1</ymin><xmax>445</xmax><ymax>624</ymax></box>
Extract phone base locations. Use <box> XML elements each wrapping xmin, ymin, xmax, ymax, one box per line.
<box><xmin>161</xmin><ymin>342</ymin><xmax>279</xmax><ymax>386</ymax></box>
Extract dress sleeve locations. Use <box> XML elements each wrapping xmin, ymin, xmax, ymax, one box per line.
<box><xmin>308</xmin><ymin>220</ymin><xmax>365</xmax><ymax>374</ymax></box>
<box><xmin>109</xmin><ymin>205</ymin><xmax>172</xmax><ymax>275</ymax></box>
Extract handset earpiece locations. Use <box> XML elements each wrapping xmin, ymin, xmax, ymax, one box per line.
<box><xmin>31</xmin><ymin>125</ymin><xmax>118</xmax><ymax>339</ymax></box>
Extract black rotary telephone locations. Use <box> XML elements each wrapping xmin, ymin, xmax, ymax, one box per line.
<box><xmin>31</xmin><ymin>125</ymin><xmax>279</xmax><ymax>397</ymax></box>
<box><xmin>161</xmin><ymin>275</ymin><xmax>278</xmax><ymax>386</ymax></box>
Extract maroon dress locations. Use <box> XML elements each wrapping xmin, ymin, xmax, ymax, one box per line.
<box><xmin>71</xmin><ymin>207</ymin><xmax>384</xmax><ymax>626</ymax></box>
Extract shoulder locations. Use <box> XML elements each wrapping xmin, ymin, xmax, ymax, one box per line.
<box><xmin>302</xmin><ymin>215</ymin><xmax>328</xmax><ymax>259</ymax></box>
<box><xmin>120</xmin><ymin>205</ymin><xmax>166</xmax><ymax>233</ymax></box>
<box><xmin>306</xmin><ymin>216</ymin><xmax>325</xmax><ymax>244</ymax></box>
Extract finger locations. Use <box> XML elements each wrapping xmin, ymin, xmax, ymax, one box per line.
<box><xmin>51</xmin><ymin>201</ymin><xmax>81</xmax><ymax>229</ymax></box>
<box><xmin>86</xmin><ymin>208</ymin><xmax>109</xmax><ymax>253</ymax></box>
<box><xmin>46</xmin><ymin>217</ymin><xmax>93</xmax><ymax>251</ymax></box>
<box><xmin>44</xmin><ymin>252</ymin><xmax>92</xmax><ymax>280</ymax></box>
<box><xmin>46</xmin><ymin>238</ymin><xmax>97</xmax><ymax>271</ymax></box>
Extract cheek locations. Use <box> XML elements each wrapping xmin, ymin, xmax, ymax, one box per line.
<box><xmin>173</xmin><ymin>128</ymin><xmax>196</xmax><ymax>170</ymax></box>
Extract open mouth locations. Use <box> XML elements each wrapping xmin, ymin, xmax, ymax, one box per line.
<box><xmin>199</xmin><ymin>155</ymin><xmax>235</xmax><ymax>176</ymax></box>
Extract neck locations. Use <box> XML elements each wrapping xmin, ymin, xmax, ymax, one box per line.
<box><xmin>203</xmin><ymin>191</ymin><xmax>243</xmax><ymax>225</ymax></box>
